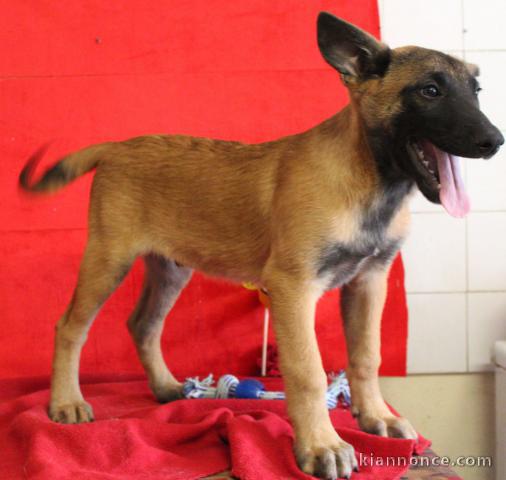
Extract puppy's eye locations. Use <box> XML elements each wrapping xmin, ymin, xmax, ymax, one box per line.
<box><xmin>421</xmin><ymin>85</ymin><xmax>440</xmax><ymax>98</ymax></box>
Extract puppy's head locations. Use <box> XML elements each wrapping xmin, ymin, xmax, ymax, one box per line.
<box><xmin>317</xmin><ymin>12</ymin><xmax>504</xmax><ymax>217</ymax></box>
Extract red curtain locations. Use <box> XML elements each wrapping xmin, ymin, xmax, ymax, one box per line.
<box><xmin>0</xmin><ymin>0</ymin><xmax>408</xmax><ymax>379</ymax></box>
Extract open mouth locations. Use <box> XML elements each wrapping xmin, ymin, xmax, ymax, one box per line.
<box><xmin>407</xmin><ymin>139</ymin><xmax>470</xmax><ymax>218</ymax></box>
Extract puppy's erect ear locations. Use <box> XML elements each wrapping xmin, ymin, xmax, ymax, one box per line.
<box><xmin>465</xmin><ymin>62</ymin><xmax>480</xmax><ymax>77</ymax></box>
<box><xmin>317</xmin><ymin>12</ymin><xmax>391</xmax><ymax>80</ymax></box>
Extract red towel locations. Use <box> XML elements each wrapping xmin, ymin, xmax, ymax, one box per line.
<box><xmin>0</xmin><ymin>376</ymin><xmax>429</xmax><ymax>479</ymax></box>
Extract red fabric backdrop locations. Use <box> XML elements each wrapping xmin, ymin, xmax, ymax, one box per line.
<box><xmin>0</xmin><ymin>0</ymin><xmax>408</xmax><ymax>379</ymax></box>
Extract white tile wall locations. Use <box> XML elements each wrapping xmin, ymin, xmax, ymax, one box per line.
<box><xmin>407</xmin><ymin>293</ymin><xmax>467</xmax><ymax>373</ymax></box>
<box><xmin>468</xmin><ymin>213</ymin><xmax>506</xmax><ymax>291</ymax></box>
<box><xmin>466</xmin><ymin>150</ymin><xmax>506</xmax><ymax>211</ymax></box>
<box><xmin>402</xmin><ymin>213</ymin><xmax>467</xmax><ymax>293</ymax></box>
<box><xmin>379</xmin><ymin>1</ymin><xmax>506</xmax><ymax>373</ymax></box>
<box><xmin>468</xmin><ymin>293</ymin><xmax>506</xmax><ymax>370</ymax></box>
<box><xmin>380</xmin><ymin>0</ymin><xmax>464</xmax><ymax>50</ymax></box>
<box><xmin>463</xmin><ymin>0</ymin><xmax>506</xmax><ymax>51</ymax></box>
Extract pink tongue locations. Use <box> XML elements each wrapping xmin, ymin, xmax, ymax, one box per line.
<box><xmin>429</xmin><ymin>143</ymin><xmax>471</xmax><ymax>218</ymax></box>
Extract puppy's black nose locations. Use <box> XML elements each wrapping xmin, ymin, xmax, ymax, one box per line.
<box><xmin>477</xmin><ymin>130</ymin><xmax>504</xmax><ymax>158</ymax></box>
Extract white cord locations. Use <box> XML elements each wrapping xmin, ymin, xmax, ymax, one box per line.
<box><xmin>261</xmin><ymin>307</ymin><xmax>269</xmax><ymax>376</ymax></box>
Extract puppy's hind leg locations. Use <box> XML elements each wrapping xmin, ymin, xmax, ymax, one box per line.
<box><xmin>50</xmin><ymin>241</ymin><xmax>134</xmax><ymax>424</ymax></box>
<box><xmin>127</xmin><ymin>254</ymin><xmax>192</xmax><ymax>403</ymax></box>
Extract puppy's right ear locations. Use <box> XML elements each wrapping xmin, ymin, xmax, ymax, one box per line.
<box><xmin>317</xmin><ymin>12</ymin><xmax>390</xmax><ymax>80</ymax></box>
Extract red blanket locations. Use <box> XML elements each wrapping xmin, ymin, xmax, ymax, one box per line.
<box><xmin>0</xmin><ymin>376</ymin><xmax>429</xmax><ymax>479</ymax></box>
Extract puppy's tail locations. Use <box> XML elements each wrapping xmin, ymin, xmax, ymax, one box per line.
<box><xmin>19</xmin><ymin>142</ymin><xmax>112</xmax><ymax>194</ymax></box>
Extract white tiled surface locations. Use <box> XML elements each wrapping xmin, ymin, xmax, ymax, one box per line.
<box><xmin>380</xmin><ymin>0</ymin><xmax>464</xmax><ymax>50</ymax></box>
<box><xmin>468</xmin><ymin>213</ymin><xmax>506</xmax><ymax>291</ymax></box>
<box><xmin>466</xmin><ymin>150</ymin><xmax>506</xmax><ymax>211</ymax></box>
<box><xmin>402</xmin><ymin>214</ymin><xmax>466</xmax><ymax>293</ymax></box>
<box><xmin>407</xmin><ymin>293</ymin><xmax>467</xmax><ymax>373</ymax></box>
<box><xmin>463</xmin><ymin>0</ymin><xmax>506</xmax><ymax>51</ymax></box>
<box><xmin>468</xmin><ymin>293</ymin><xmax>506</xmax><ymax>370</ymax></box>
<box><xmin>380</xmin><ymin>1</ymin><xmax>506</xmax><ymax>373</ymax></box>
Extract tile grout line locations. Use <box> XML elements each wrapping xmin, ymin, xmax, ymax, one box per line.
<box><xmin>462</xmin><ymin>48</ymin><xmax>506</xmax><ymax>53</ymax></box>
<box><xmin>461</xmin><ymin>0</ymin><xmax>467</xmax><ymax>54</ymax></box>
<box><xmin>462</xmin><ymin>0</ymin><xmax>470</xmax><ymax>372</ymax></box>
<box><xmin>407</xmin><ymin>290</ymin><xmax>506</xmax><ymax>295</ymax></box>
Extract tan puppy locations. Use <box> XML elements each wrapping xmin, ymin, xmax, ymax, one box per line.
<box><xmin>19</xmin><ymin>12</ymin><xmax>503</xmax><ymax>479</ymax></box>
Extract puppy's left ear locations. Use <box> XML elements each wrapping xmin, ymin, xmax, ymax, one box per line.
<box><xmin>317</xmin><ymin>12</ymin><xmax>390</xmax><ymax>80</ymax></box>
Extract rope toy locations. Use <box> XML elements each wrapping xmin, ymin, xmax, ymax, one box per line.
<box><xmin>183</xmin><ymin>370</ymin><xmax>351</xmax><ymax>409</ymax></box>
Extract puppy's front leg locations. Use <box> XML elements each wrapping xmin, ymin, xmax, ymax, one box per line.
<box><xmin>266</xmin><ymin>270</ymin><xmax>358</xmax><ymax>479</ymax></box>
<box><xmin>341</xmin><ymin>267</ymin><xmax>417</xmax><ymax>439</ymax></box>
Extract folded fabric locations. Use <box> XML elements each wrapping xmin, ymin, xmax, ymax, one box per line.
<box><xmin>0</xmin><ymin>376</ymin><xmax>430</xmax><ymax>479</ymax></box>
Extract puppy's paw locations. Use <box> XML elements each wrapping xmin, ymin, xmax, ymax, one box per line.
<box><xmin>151</xmin><ymin>381</ymin><xmax>183</xmax><ymax>403</ymax></box>
<box><xmin>354</xmin><ymin>409</ymin><xmax>418</xmax><ymax>440</ymax></box>
<box><xmin>49</xmin><ymin>400</ymin><xmax>94</xmax><ymax>424</ymax></box>
<box><xmin>295</xmin><ymin>432</ymin><xmax>358</xmax><ymax>479</ymax></box>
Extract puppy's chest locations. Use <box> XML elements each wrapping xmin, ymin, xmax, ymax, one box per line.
<box><xmin>315</xmin><ymin>180</ymin><xmax>411</xmax><ymax>289</ymax></box>
<box><xmin>316</xmin><ymin>236</ymin><xmax>399</xmax><ymax>290</ymax></box>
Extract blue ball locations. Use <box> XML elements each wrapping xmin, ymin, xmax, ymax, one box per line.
<box><xmin>234</xmin><ymin>379</ymin><xmax>265</xmax><ymax>399</ymax></box>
